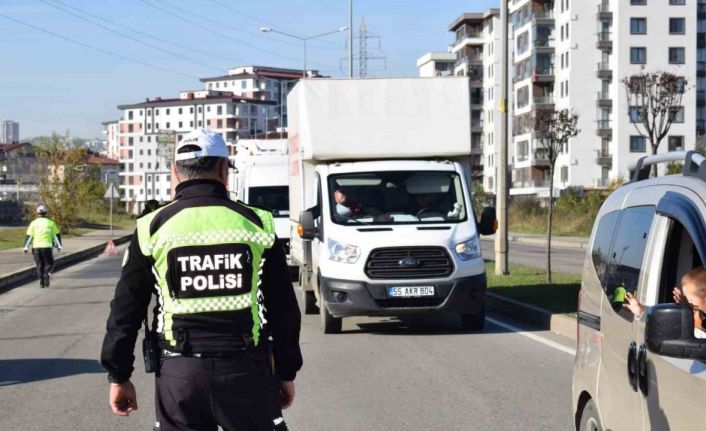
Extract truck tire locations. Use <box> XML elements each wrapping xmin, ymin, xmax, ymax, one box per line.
<box><xmin>303</xmin><ymin>290</ymin><xmax>319</xmax><ymax>315</ymax></box>
<box><xmin>460</xmin><ymin>305</ymin><xmax>485</xmax><ymax>331</ymax></box>
<box><xmin>578</xmin><ymin>400</ymin><xmax>603</xmax><ymax>431</ymax></box>
<box><xmin>320</xmin><ymin>299</ymin><xmax>342</xmax><ymax>334</ymax></box>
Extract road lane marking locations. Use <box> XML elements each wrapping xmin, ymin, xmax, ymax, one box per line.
<box><xmin>486</xmin><ymin>316</ymin><xmax>576</xmax><ymax>356</ymax></box>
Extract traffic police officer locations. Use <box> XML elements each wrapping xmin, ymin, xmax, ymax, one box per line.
<box><xmin>100</xmin><ymin>129</ymin><xmax>302</xmax><ymax>430</ymax></box>
<box><xmin>24</xmin><ymin>205</ymin><xmax>62</xmax><ymax>288</ymax></box>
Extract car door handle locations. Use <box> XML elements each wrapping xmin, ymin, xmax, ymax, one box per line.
<box><xmin>638</xmin><ymin>344</ymin><xmax>649</xmax><ymax>396</ymax></box>
<box><xmin>627</xmin><ymin>341</ymin><xmax>638</xmax><ymax>392</ymax></box>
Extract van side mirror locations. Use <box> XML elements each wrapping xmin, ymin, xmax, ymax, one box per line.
<box><xmin>298</xmin><ymin>211</ymin><xmax>317</xmax><ymax>241</ymax></box>
<box><xmin>478</xmin><ymin>207</ymin><xmax>497</xmax><ymax>236</ymax></box>
<box><xmin>645</xmin><ymin>303</ymin><xmax>706</xmax><ymax>360</ymax></box>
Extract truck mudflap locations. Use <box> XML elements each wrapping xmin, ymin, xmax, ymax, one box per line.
<box><xmin>319</xmin><ymin>274</ymin><xmax>487</xmax><ymax>318</ymax></box>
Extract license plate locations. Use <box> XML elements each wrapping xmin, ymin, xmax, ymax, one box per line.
<box><xmin>386</xmin><ymin>286</ymin><xmax>435</xmax><ymax>298</ymax></box>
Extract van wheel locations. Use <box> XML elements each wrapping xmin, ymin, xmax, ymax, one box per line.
<box><xmin>320</xmin><ymin>299</ymin><xmax>342</xmax><ymax>334</ymax></box>
<box><xmin>578</xmin><ymin>400</ymin><xmax>603</xmax><ymax>431</ymax></box>
<box><xmin>460</xmin><ymin>305</ymin><xmax>485</xmax><ymax>331</ymax></box>
<box><xmin>303</xmin><ymin>290</ymin><xmax>319</xmax><ymax>315</ymax></box>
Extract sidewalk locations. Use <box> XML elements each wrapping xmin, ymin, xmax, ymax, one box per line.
<box><xmin>484</xmin><ymin>232</ymin><xmax>590</xmax><ymax>250</ymax></box>
<box><xmin>0</xmin><ymin>228</ymin><xmax>132</xmax><ymax>291</ymax></box>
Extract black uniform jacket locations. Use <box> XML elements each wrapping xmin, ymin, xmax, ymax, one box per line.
<box><xmin>100</xmin><ymin>179</ymin><xmax>302</xmax><ymax>383</ymax></box>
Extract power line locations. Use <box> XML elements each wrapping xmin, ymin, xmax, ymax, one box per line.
<box><xmin>205</xmin><ymin>0</ymin><xmax>341</xmax><ymax>49</ymax></box>
<box><xmin>0</xmin><ymin>11</ymin><xmax>198</xmax><ymax>79</ymax></box>
<box><xmin>138</xmin><ymin>0</ymin><xmax>338</xmax><ymax>70</ymax></box>
<box><xmin>39</xmin><ymin>0</ymin><xmax>226</xmax><ymax>72</ymax></box>
<box><xmin>40</xmin><ymin>0</ymin><xmax>243</xmax><ymax>65</ymax></box>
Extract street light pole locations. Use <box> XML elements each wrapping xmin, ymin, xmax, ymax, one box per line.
<box><xmin>261</xmin><ymin>26</ymin><xmax>349</xmax><ymax>79</ymax></box>
<box><xmin>495</xmin><ymin>0</ymin><xmax>510</xmax><ymax>275</ymax></box>
<box><xmin>349</xmin><ymin>0</ymin><xmax>354</xmax><ymax>77</ymax></box>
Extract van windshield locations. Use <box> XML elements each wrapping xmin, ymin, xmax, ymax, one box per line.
<box><xmin>328</xmin><ymin>171</ymin><xmax>467</xmax><ymax>225</ymax></box>
<box><xmin>247</xmin><ymin>186</ymin><xmax>289</xmax><ymax>217</ymax></box>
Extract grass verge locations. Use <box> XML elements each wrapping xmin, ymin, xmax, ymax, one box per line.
<box><xmin>485</xmin><ymin>261</ymin><xmax>581</xmax><ymax>315</ymax></box>
<box><xmin>0</xmin><ymin>227</ymin><xmax>91</xmax><ymax>251</ymax></box>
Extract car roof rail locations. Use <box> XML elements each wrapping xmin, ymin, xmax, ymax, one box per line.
<box><xmin>629</xmin><ymin>151</ymin><xmax>706</xmax><ymax>183</ymax></box>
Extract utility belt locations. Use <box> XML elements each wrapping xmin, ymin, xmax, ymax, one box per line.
<box><xmin>143</xmin><ymin>322</ymin><xmax>262</xmax><ymax>374</ymax></box>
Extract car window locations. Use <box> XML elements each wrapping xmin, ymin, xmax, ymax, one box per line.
<box><xmin>591</xmin><ymin>210</ymin><xmax>620</xmax><ymax>287</ymax></box>
<box><xmin>604</xmin><ymin>206</ymin><xmax>656</xmax><ymax>318</ymax></box>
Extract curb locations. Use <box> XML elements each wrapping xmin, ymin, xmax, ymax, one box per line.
<box><xmin>486</xmin><ymin>292</ymin><xmax>577</xmax><ymax>340</ymax></box>
<box><xmin>0</xmin><ymin>234</ymin><xmax>132</xmax><ymax>294</ymax></box>
<box><xmin>483</xmin><ymin>235</ymin><xmax>589</xmax><ymax>250</ymax></box>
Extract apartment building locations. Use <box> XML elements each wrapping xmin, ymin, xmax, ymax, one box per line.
<box><xmin>417</xmin><ymin>52</ymin><xmax>456</xmax><ymax>77</ymax></box>
<box><xmin>108</xmin><ymin>65</ymin><xmax>308</xmax><ymax>214</ymax></box>
<box><xmin>447</xmin><ymin>10</ymin><xmax>502</xmax><ymax>188</ymax></box>
<box><xmin>0</xmin><ymin>120</ymin><xmax>19</xmax><ymax>144</ymax></box>
<box><xmin>510</xmin><ymin>0</ymin><xmax>704</xmax><ymax>196</ymax></box>
<box><xmin>200</xmin><ymin>65</ymin><xmax>319</xmax><ymax>128</ymax></box>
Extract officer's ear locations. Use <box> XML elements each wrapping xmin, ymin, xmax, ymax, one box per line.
<box><xmin>218</xmin><ymin>158</ymin><xmax>229</xmax><ymax>186</ymax></box>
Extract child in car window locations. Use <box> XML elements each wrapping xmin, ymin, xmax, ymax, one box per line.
<box><xmin>625</xmin><ymin>266</ymin><xmax>706</xmax><ymax>338</ymax></box>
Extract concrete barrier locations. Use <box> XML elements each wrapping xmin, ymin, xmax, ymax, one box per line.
<box><xmin>0</xmin><ymin>234</ymin><xmax>132</xmax><ymax>294</ymax></box>
<box><xmin>487</xmin><ymin>292</ymin><xmax>577</xmax><ymax>340</ymax></box>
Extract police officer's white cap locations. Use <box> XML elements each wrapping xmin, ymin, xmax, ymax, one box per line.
<box><xmin>37</xmin><ymin>205</ymin><xmax>47</xmax><ymax>214</ymax></box>
<box><xmin>174</xmin><ymin>129</ymin><xmax>229</xmax><ymax>161</ymax></box>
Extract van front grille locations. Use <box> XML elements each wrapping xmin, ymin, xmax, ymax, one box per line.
<box><xmin>364</xmin><ymin>247</ymin><xmax>454</xmax><ymax>279</ymax></box>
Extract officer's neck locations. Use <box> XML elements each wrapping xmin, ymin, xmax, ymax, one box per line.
<box><xmin>175</xmin><ymin>179</ymin><xmax>228</xmax><ymax>200</ymax></box>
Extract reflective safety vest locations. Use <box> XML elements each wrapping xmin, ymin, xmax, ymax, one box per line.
<box><xmin>136</xmin><ymin>202</ymin><xmax>275</xmax><ymax>348</ymax></box>
<box><xmin>26</xmin><ymin>217</ymin><xmax>60</xmax><ymax>248</ymax></box>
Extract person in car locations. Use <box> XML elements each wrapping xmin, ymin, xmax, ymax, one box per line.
<box><xmin>625</xmin><ymin>266</ymin><xmax>706</xmax><ymax>336</ymax></box>
<box><xmin>333</xmin><ymin>186</ymin><xmax>361</xmax><ymax>217</ymax></box>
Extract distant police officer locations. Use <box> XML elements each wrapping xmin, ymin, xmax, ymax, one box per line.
<box><xmin>24</xmin><ymin>205</ymin><xmax>62</xmax><ymax>288</ymax></box>
<box><xmin>100</xmin><ymin>129</ymin><xmax>302</xmax><ymax>431</ymax></box>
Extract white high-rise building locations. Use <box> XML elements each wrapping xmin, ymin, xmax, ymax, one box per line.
<box><xmin>509</xmin><ymin>0</ymin><xmax>704</xmax><ymax>196</ymax></box>
<box><xmin>447</xmin><ymin>10</ymin><xmax>502</xmax><ymax>189</ymax></box>
<box><xmin>0</xmin><ymin>120</ymin><xmax>19</xmax><ymax>144</ymax></box>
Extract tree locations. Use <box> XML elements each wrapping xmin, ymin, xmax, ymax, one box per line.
<box><xmin>533</xmin><ymin>109</ymin><xmax>580</xmax><ymax>283</ymax></box>
<box><xmin>623</xmin><ymin>71</ymin><xmax>688</xmax><ymax>177</ymax></box>
<box><xmin>34</xmin><ymin>132</ymin><xmax>105</xmax><ymax>232</ymax></box>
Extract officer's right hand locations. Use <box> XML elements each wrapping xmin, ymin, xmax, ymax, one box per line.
<box><xmin>23</xmin><ymin>248</ymin><xmax>27</xmax><ymax>255</ymax></box>
<box><xmin>109</xmin><ymin>381</ymin><xmax>138</xmax><ymax>416</ymax></box>
<box><xmin>280</xmin><ymin>380</ymin><xmax>295</xmax><ymax>409</ymax></box>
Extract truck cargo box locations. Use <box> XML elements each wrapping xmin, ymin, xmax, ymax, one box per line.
<box><xmin>287</xmin><ymin>77</ymin><xmax>472</xmax><ymax>161</ymax></box>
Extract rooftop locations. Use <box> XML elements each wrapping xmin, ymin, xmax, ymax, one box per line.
<box><xmin>118</xmin><ymin>94</ymin><xmax>276</xmax><ymax>110</ymax></box>
<box><xmin>448</xmin><ymin>9</ymin><xmax>500</xmax><ymax>32</ymax></box>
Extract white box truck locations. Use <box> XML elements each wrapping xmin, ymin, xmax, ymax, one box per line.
<box><xmin>230</xmin><ymin>139</ymin><xmax>296</xmax><ymax>272</ymax></box>
<box><xmin>288</xmin><ymin>77</ymin><xmax>496</xmax><ymax>333</ymax></box>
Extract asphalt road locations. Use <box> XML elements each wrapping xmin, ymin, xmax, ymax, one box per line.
<box><xmin>481</xmin><ymin>239</ymin><xmax>586</xmax><ymax>275</ymax></box>
<box><xmin>0</xmin><ymin>248</ymin><xmax>576</xmax><ymax>431</ymax></box>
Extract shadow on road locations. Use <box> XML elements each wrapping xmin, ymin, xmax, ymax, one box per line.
<box><xmin>0</xmin><ymin>358</ymin><xmax>104</xmax><ymax>386</ymax></box>
<box><xmin>345</xmin><ymin>315</ymin><xmax>537</xmax><ymax>336</ymax></box>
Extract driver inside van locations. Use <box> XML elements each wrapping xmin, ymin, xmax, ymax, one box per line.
<box><xmin>625</xmin><ymin>266</ymin><xmax>706</xmax><ymax>338</ymax></box>
<box><xmin>333</xmin><ymin>186</ymin><xmax>361</xmax><ymax>218</ymax></box>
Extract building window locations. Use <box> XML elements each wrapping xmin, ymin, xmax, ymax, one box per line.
<box><xmin>217</xmin><ymin>119</ymin><xmax>223</xmax><ymax>128</ymax></box>
<box><xmin>241</xmin><ymin>81</ymin><xmax>246</xmax><ymax>89</ymax></box>
<box><xmin>128</xmin><ymin>137</ymin><xmax>134</xmax><ymax>145</ymax></box>
<box><xmin>139</xmin><ymin>149</ymin><xmax>144</xmax><ymax>155</ymax></box>
<box><xmin>630</xmin><ymin>135</ymin><xmax>646</xmax><ymax>152</ymax></box>
<box><xmin>190</xmin><ymin>107</ymin><xmax>194</xmax><ymax>114</ymax></box>
<box><xmin>198</xmin><ymin>106</ymin><xmax>202</xmax><ymax>113</ymax></box>
<box><xmin>207</xmin><ymin>106</ymin><xmax>211</xmax><ymax>112</ymax></box>
<box><xmin>631</xmin><ymin>0</ymin><xmax>647</xmax><ymax>4</ymax></box>
<box><xmin>166</xmin><ymin>122</ymin><xmax>171</xmax><ymax>129</ymax></box>
<box><xmin>517</xmin><ymin>31</ymin><xmax>529</xmax><ymax>55</ymax></box>
<box><xmin>561</xmin><ymin>166</ymin><xmax>568</xmax><ymax>183</ymax></box>
<box><xmin>166</xmin><ymin>109</ymin><xmax>170</xmax><ymax>115</ymax></box>
<box><xmin>629</xmin><ymin>106</ymin><xmax>645</xmax><ymax>123</ymax></box>
<box><xmin>178</xmin><ymin>121</ymin><xmax>183</xmax><ymax>128</ymax></box>
<box><xmin>630</xmin><ymin>47</ymin><xmax>647</xmax><ymax>64</ymax></box>
<box><xmin>668</xmin><ymin>136</ymin><xmax>684</xmax><ymax>151</ymax></box>
<box><xmin>671</xmin><ymin>106</ymin><xmax>685</xmax><ymax>123</ymax></box>
<box><xmin>178</xmin><ymin>108</ymin><xmax>182</xmax><ymax>114</ymax></box>
<box><xmin>139</xmin><ymin>110</ymin><xmax>143</xmax><ymax>115</ymax></box>
<box><xmin>147</xmin><ymin>136</ymin><xmax>151</xmax><ymax>143</ymax></box>
<box><xmin>128</xmin><ymin>111</ymin><xmax>134</xmax><ymax>120</ymax></box>
<box><xmin>147</xmin><ymin>123</ymin><xmax>151</xmax><ymax>130</ymax></box>
<box><xmin>516</xmin><ymin>86</ymin><xmax>529</xmax><ymax>108</ymax></box>
<box><xmin>155</xmin><ymin>123</ymin><xmax>159</xmax><ymax>129</ymax></box>
<box><xmin>147</xmin><ymin>149</ymin><xmax>151</xmax><ymax>156</ymax></box>
<box><xmin>631</xmin><ymin>18</ymin><xmax>647</xmax><ymax>34</ymax></box>
<box><xmin>198</xmin><ymin>120</ymin><xmax>202</xmax><ymax>127</ymax></box>
<box><xmin>669</xmin><ymin>47</ymin><xmax>685</xmax><ymax>64</ymax></box>
<box><xmin>190</xmin><ymin>121</ymin><xmax>194</xmax><ymax>127</ymax></box>
<box><xmin>217</xmin><ymin>105</ymin><xmax>223</xmax><ymax>115</ymax></box>
<box><xmin>155</xmin><ymin>109</ymin><xmax>160</xmax><ymax>116</ymax></box>
<box><xmin>669</xmin><ymin>0</ymin><xmax>685</xmax><ymax>4</ymax></box>
<box><xmin>669</xmin><ymin>18</ymin><xmax>685</xmax><ymax>34</ymax></box>
<box><xmin>139</xmin><ymin>163</ymin><xmax>144</xmax><ymax>168</ymax></box>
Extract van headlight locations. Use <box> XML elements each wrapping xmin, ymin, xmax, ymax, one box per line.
<box><xmin>328</xmin><ymin>239</ymin><xmax>361</xmax><ymax>264</ymax></box>
<box><xmin>455</xmin><ymin>236</ymin><xmax>481</xmax><ymax>261</ymax></box>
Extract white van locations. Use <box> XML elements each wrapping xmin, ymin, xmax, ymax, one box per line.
<box><xmin>573</xmin><ymin>152</ymin><xmax>706</xmax><ymax>431</ymax></box>
<box><xmin>288</xmin><ymin>77</ymin><xmax>496</xmax><ymax>333</ymax></box>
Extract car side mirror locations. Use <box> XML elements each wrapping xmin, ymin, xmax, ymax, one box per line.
<box><xmin>645</xmin><ymin>303</ymin><xmax>706</xmax><ymax>360</ymax></box>
<box><xmin>297</xmin><ymin>211</ymin><xmax>317</xmax><ymax>241</ymax></box>
<box><xmin>478</xmin><ymin>206</ymin><xmax>497</xmax><ymax>236</ymax></box>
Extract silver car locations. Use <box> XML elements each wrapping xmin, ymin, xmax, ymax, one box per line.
<box><xmin>573</xmin><ymin>151</ymin><xmax>706</xmax><ymax>431</ymax></box>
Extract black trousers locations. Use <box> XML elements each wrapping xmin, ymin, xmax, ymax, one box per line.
<box><xmin>155</xmin><ymin>350</ymin><xmax>288</xmax><ymax>431</ymax></box>
<box><xmin>32</xmin><ymin>248</ymin><xmax>54</xmax><ymax>285</ymax></box>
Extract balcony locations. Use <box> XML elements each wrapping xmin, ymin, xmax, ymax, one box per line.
<box><xmin>698</xmin><ymin>61</ymin><xmax>706</xmax><ymax>78</ymax></box>
<box><xmin>471</xmin><ymin>142</ymin><xmax>484</xmax><ymax>154</ymax></box>
<box><xmin>534</xmin><ymin>38</ymin><xmax>555</xmax><ymax>53</ymax></box>
<box><xmin>471</xmin><ymin>119</ymin><xmax>484</xmax><ymax>130</ymax></box>
<box><xmin>698</xmin><ymin>91</ymin><xmax>706</xmax><ymax>107</ymax></box>
<box><xmin>595</xmin><ymin>150</ymin><xmax>613</xmax><ymax>167</ymax></box>
<box><xmin>512</xmin><ymin>179</ymin><xmax>551</xmax><ymax>189</ymax></box>
<box><xmin>532</xmin><ymin>11</ymin><xmax>554</xmax><ymax>25</ymax></box>
<box><xmin>533</xmin><ymin>96</ymin><xmax>555</xmax><ymax>107</ymax></box>
<box><xmin>596</xmin><ymin>91</ymin><xmax>612</xmax><ymax>107</ymax></box>
<box><xmin>594</xmin><ymin>178</ymin><xmax>611</xmax><ymax>188</ymax></box>
<box><xmin>596</xmin><ymin>120</ymin><xmax>612</xmax><ymax>138</ymax></box>
<box><xmin>533</xmin><ymin>148</ymin><xmax>551</xmax><ymax>166</ymax></box>
<box><xmin>471</xmin><ymin>96</ymin><xmax>484</xmax><ymax>106</ymax></box>
<box><xmin>596</xmin><ymin>3</ymin><xmax>612</xmax><ymax>19</ymax></box>
<box><xmin>698</xmin><ymin>120</ymin><xmax>706</xmax><ymax>135</ymax></box>
<box><xmin>532</xmin><ymin>67</ymin><xmax>555</xmax><ymax>82</ymax></box>
<box><xmin>596</xmin><ymin>62</ymin><xmax>612</xmax><ymax>79</ymax></box>
<box><xmin>596</xmin><ymin>32</ymin><xmax>612</xmax><ymax>50</ymax></box>
<box><xmin>700</xmin><ymin>3</ymin><xmax>706</xmax><ymax>20</ymax></box>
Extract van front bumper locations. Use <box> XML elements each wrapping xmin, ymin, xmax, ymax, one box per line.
<box><xmin>320</xmin><ymin>274</ymin><xmax>486</xmax><ymax>318</ymax></box>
